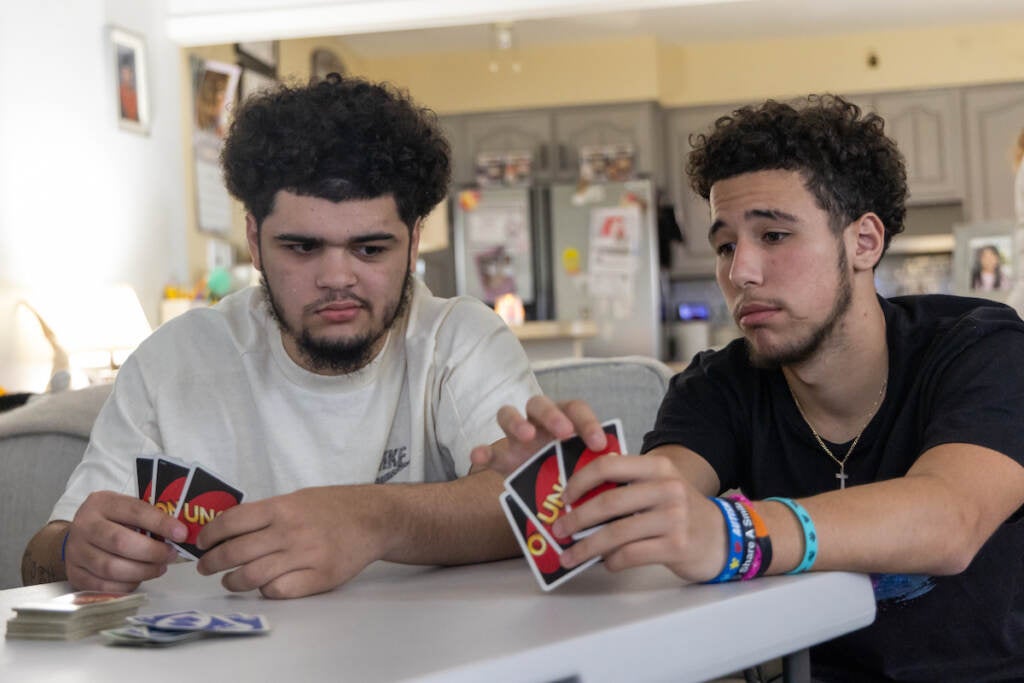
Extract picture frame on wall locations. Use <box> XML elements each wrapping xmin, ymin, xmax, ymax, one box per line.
<box><xmin>952</xmin><ymin>221</ymin><xmax>1023</xmax><ymax>302</ymax></box>
<box><xmin>109</xmin><ymin>26</ymin><xmax>150</xmax><ymax>135</ymax></box>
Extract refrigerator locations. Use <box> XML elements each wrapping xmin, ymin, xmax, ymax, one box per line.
<box><xmin>451</xmin><ymin>179</ymin><xmax>661</xmax><ymax>359</ymax></box>
<box><xmin>451</xmin><ymin>186</ymin><xmax>552</xmax><ymax>320</ymax></box>
<box><xmin>548</xmin><ymin>179</ymin><xmax>662</xmax><ymax>359</ymax></box>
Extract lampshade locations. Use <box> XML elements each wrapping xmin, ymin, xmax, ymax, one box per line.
<box><xmin>20</xmin><ymin>285</ymin><xmax>153</xmax><ymax>388</ymax></box>
<box><xmin>418</xmin><ymin>199</ymin><xmax>450</xmax><ymax>254</ymax></box>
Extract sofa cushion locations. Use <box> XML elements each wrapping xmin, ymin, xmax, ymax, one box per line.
<box><xmin>0</xmin><ymin>384</ymin><xmax>112</xmax><ymax>589</ymax></box>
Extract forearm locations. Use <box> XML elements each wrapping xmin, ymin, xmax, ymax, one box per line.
<box><xmin>752</xmin><ymin>446</ymin><xmax>1024</xmax><ymax>576</ymax></box>
<box><xmin>372</xmin><ymin>469</ymin><xmax>517</xmax><ymax>566</ymax></box>
<box><xmin>21</xmin><ymin>521</ymin><xmax>70</xmax><ymax>586</ymax></box>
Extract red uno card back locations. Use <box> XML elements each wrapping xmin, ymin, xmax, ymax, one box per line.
<box><xmin>499</xmin><ymin>493</ymin><xmax>572</xmax><ymax>591</ymax></box>
<box><xmin>135</xmin><ymin>457</ymin><xmax>154</xmax><ymax>504</ymax></box>
<box><xmin>504</xmin><ymin>443</ymin><xmax>574</xmax><ymax>550</ymax></box>
<box><xmin>153</xmin><ymin>458</ymin><xmax>189</xmax><ymax>518</ymax></box>
<box><xmin>172</xmin><ymin>466</ymin><xmax>244</xmax><ymax>559</ymax></box>
<box><xmin>558</xmin><ymin>419</ymin><xmax>627</xmax><ymax>511</ymax></box>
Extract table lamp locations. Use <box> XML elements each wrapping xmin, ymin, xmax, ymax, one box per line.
<box><xmin>20</xmin><ymin>285</ymin><xmax>153</xmax><ymax>390</ymax></box>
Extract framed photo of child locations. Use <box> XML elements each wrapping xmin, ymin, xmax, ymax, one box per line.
<box><xmin>953</xmin><ymin>221</ymin><xmax>1021</xmax><ymax>302</ymax></box>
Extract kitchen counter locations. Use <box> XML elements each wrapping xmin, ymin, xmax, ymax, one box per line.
<box><xmin>509</xmin><ymin>320</ymin><xmax>597</xmax><ymax>362</ymax></box>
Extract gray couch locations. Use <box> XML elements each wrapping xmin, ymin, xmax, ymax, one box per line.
<box><xmin>0</xmin><ymin>356</ymin><xmax>673</xmax><ymax>590</ymax></box>
<box><xmin>0</xmin><ymin>384</ymin><xmax>113</xmax><ymax>588</ymax></box>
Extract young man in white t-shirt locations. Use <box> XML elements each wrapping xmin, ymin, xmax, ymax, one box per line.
<box><xmin>22</xmin><ymin>75</ymin><xmax>539</xmax><ymax>599</ymax></box>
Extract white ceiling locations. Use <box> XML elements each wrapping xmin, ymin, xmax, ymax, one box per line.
<box><xmin>166</xmin><ymin>0</ymin><xmax>1024</xmax><ymax>50</ymax></box>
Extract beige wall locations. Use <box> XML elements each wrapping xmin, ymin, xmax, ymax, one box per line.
<box><xmin>360</xmin><ymin>36</ymin><xmax>661</xmax><ymax>114</ymax></box>
<box><xmin>351</xmin><ymin>19</ymin><xmax>1024</xmax><ymax>113</ymax></box>
<box><xmin>657</xmin><ymin>20</ymin><xmax>1024</xmax><ymax>107</ymax></box>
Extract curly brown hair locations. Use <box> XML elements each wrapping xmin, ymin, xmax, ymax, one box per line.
<box><xmin>687</xmin><ymin>94</ymin><xmax>907</xmax><ymax>253</ymax></box>
<box><xmin>221</xmin><ymin>73</ymin><xmax>450</xmax><ymax>232</ymax></box>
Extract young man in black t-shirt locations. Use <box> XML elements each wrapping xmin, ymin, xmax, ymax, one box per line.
<box><xmin>473</xmin><ymin>95</ymin><xmax>1024</xmax><ymax>681</ymax></box>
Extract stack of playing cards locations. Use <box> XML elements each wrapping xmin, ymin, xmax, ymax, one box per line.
<box><xmin>102</xmin><ymin>610</ymin><xmax>270</xmax><ymax>647</ymax></box>
<box><xmin>5</xmin><ymin>591</ymin><xmax>147</xmax><ymax>641</ymax></box>
<box><xmin>500</xmin><ymin>419</ymin><xmax>628</xmax><ymax>591</ymax></box>
<box><xmin>135</xmin><ymin>456</ymin><xmax>245</xmax><ymax>560</ymax></box>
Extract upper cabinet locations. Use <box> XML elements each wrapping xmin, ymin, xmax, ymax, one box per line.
<box><xmin>664</xmin><ymin>102</ymin><xmax>744</xmax><ymax>265</ymax></box>
<box><xmin>962</xmin><ymin>82</ymin><xmax>1024</xmax><ymax>223</ymax></box>
<box><xmin>443</xmin><ymin>103</ymin><xmax>664</xmax><ymax>188</ymax></box>
<box><xmin>551</xmin><ymin>103</ymin><xmax>664</xmax><ymax>185</ymax></box>
<box><xmin>460</xmin><ymin>111</ymin><xmax>556</xmax><ymax>183</ymax></box>
<box><xmin>868</xmin><ymin>89</ymin><xmax>965</xmax><ymax>206</ymax></box>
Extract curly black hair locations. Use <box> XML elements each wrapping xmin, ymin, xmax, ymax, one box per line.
<box><xmin>687</xmin><ymin>94</ymin><xmax>907</xmax><ymax>253</ymax></box>
<box><xmin>221</xmin><ymin>73</ymin><xmax>450</xmax><ymax>231</ymax></box>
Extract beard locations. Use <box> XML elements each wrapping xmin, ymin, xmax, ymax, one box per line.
<box><xmin>262</xmin><ymin>270</ymin><xmax>414</xmax><ymax>375</ymax></box>
<box><xmin>745</xmin><ymin>247</ymin><xmax>853</xmax><ymax>370</ymax></box>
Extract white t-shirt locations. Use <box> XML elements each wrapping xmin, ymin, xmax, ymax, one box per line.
<box><xmin>51</xmin><ymin>279</ymin><xmax>539</xmax><ymax>521</ymax></box>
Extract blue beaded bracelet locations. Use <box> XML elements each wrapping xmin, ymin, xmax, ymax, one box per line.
<box><xmin>765</xmin><ymin>497</ymin><xmax>817</xmax><ymax>574</ymax></box>
<box><xmin>706</xmin><ymin>497</ymin><xmax>744</xmax><ymax>583</ymax></box>
<box><xmin>60</xmin><ymin>530</ymin><xmax>70</xmax><ymax>563</ymax></box>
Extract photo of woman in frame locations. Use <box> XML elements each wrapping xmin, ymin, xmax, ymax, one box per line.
<box><xmin>969</xmin><ymin>240</ymin><xmax>1012</xmax><ymax>292</ymax></box>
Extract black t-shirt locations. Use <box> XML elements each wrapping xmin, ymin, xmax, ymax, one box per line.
<box><xmin>642</xmin><ymin>294</ymin><xmax>1024</xmax><ymax>682</ymax></box>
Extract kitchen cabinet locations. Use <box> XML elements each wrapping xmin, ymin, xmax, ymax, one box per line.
<box><xmin>664</xmin><ymin>102</ymin><xmax>744</xmax><ymax>266</ymax></box>
<box><xmin>551</xmin><ymin>102</ymin><xmax>664</xmax><ymax>186</ymax></box>
<box><xmin>444</xmin><ymin>103</ymin><xmax>663</xmax><ymax>187</ymax></box>
<box><xmin>437</xmin><ymin>115</ymin><xmax>468</xmax><ymax>191</ymax></box>
<box><xmin>963</xmin><ymin>82</ymin><xmax>1024</xmax><ymax>222</ymax></box>
<box><xmin>871</xmin><ymin>89</ymin><xmax>965</xmax><ymax>206</ymax></box>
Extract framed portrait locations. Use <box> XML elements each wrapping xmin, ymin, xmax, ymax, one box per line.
<box><xmin>952</xmin><ymin>221</ymin><xmax>1023</xmax><ymax>302</ymax></box>
<box><xmin>109</xmin><ymin>26</ymin><xmax>150</xmax><ymax>135</ymax></box>
<box><xmin>235</xmin><ymin>41</ymin><xmax>278</xmax><ymax>74</ymax></box>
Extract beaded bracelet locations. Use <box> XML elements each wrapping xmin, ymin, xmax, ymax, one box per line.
<box><xmin>60</xmin><ymin>530</ymin><xmax>70</xmax><ymax>564</ymax></box>
<box><xmin>765</xmin><ymin>496</ymin><xmax>817</xmax><ymax>574</ymax></box>
<box><xmin>727</xmin><ymin>494</ymin><xmax>774</xmax><ymax>580</ymax></box>
<box><xmin>706</xmin><ymin>497</ymin><xmax>744</xmax><ymax>583</ymax></box>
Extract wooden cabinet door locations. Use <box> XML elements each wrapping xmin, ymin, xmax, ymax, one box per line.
<box><xmin>664</xmin><ymin>103</ymin><xmax>742</xmax><ymax>265</ymax></box>
<box><xmin>462</xmin><ymin>111</ymin><xmax>555</xmax><ymax>183</ymax></box>
<box><xmin>437</xmin><ymin>115</ymin><xmax>468</xmax><ymax>187</ymax></box>
<box><xmin>552</xmin><ymin>102</ymin><xmax>663</xmax><ymax>186</ymax></box>
<box><xmin>963</xmin><ymin>82</ymin><xmax>1024</xmax><ymax>222</ymax></box>
<box><xmin>873</xmin><ymin>89</ymin><xmax>965</xmax><ymax>205</ymax></box>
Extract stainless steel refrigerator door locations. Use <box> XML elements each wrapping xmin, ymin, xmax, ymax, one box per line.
<box><xmin>549</xmin><ymin>180</ymin><xmax>662</xmax><ymax>359</ymax></box>
<box><xmin>452</xmin><ymin>186</ymin><xmax>535</xmax><ymax>306</ymax></box>
<box><xmin>451</xmin><ymin>186</ymin><xmax>552</xmax><ymax>320</ymax></box>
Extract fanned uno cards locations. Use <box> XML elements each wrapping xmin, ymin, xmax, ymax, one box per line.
<box><xmin>557</xmin><ymin>419</ymin><xmax>627</xmax><ymax>540</ymax></box>
<box><xmin>135</xmin><ymin>456</ymin><xmax>244</xmax><ymax>559</ymax></box>
<box><xmin>173</xmin><ymin>466</ymin><xmax>245</xmax><ymax>560</ymax></box>
<box><xmin>500</xmin><ymin>493</ymin><xmax>598</xmax><ymax>591</ymax></box>
<box><xmin>504</xmin><ymin>443</ymin><xmax>576</xmax><ymax>552</ymax></box>
<box><xmin>501</xmin><ymin>418</ymin><xmax>630</xmax><ymax>591</ymax></box>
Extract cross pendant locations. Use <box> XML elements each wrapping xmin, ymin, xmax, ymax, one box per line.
<box><xmin>836</xmin><ymin>470</ymin><xmax>848</xmax><ymax>489</ymax></box>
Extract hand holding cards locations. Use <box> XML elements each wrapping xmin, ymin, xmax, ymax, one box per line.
<box><xmin>501</xmin><ymin>419</ymin><xmax>628</xmax><ymax>591</ymax></box>
<box><xmin>136</xmin><ymin>456</ymin><xmax>244</xmax><ymax>560</ymax></box>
